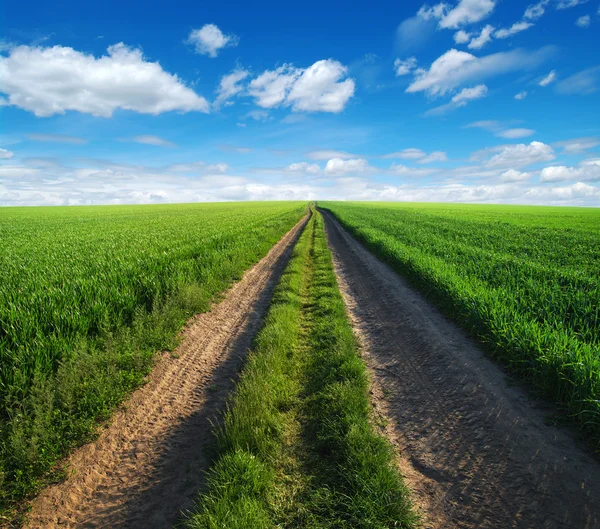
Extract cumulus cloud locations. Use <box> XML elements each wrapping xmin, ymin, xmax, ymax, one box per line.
<box><xmin>0</xmin><ymin>148</ymin><xmax>14</xmax><ymax>159</ymax></box>
<box><xmin>0</xmin><ymin>43</ymin><xmax>209</xmax><ymax>117</ymax></box>
<box><xmin>454</xmin><ymin>30</ymin><xmax>471</xmax><ymax>43</ymax></box>
<box><xmin>468</xmin><ymin>24</ymin><xmax>494</xmax><ymax>49</ymax></box>
<box><xmin>406</xmin><ymin>47</ymin><xmax>553</xmax><ymax>97</ymax></box>
<box><xmin>214</xmin><ymin>68</ymin><xmax>249</xmax><ymax>108</ymax></box>
<box><xmin>132</xmin><ymin>135</ymin><xmax>176</xmax><ymax>147</ymax></box>
<box><xmin>495</xmin><ymin>21</ymin><xmax>534</xmax><ymax>38</ymax></box>
<box><xmin>553</xmin><ymin>136</ymin><xmax>600</xmax><ymax>153</ymax></box>
<box><xmin>496</xmin><ymin>128</ymin><xmax>536</xmax><ymax>139</ymax></box>
<box><xmin>540</xmin><ymin>158</ymin><xmax>600</xmax><ymax>182</ymax></box>
<box><xmin>394</xmin><ymin>57</ymin><xmax>418</xmax><ymax>76</ymax></box>
<box><xmin>419</xmin><ymin>0</ymin><xmax>497</xmax><ymax>29</ymax></box>
<box><xmin>500</xmin><ymin>169</ymin><xmax>532</xmax><ymax>182</ymax></box>
<box><xmin>287</xmin><ymin>162</ymin><xmax>321</xmax><ymax>174</ymax></box>
<box><xmin>248</xmin><ymin>60</ymin><xmax>354</xmax><ymax>113</ymax></box>
<box><xmin>539</xmin><ymin>70</ymin><xmax>556</xmax><ymax>86</ymax></box>
<box><xmin>187</xmin><ymin>24</ymin><xmax>238</xmax><ymax>57</ymax></box>
<box><xmin>485</xmin><ymin>141</ymin><xmax>555</xmax><ymax>168</ymax></box>
<box><xmin>514</xmin><ymin>90</ymin><xmax>528</xmax><ymax>99</ymax></box>
<box><xmin>575</xmin><ymin>15</ymin><xmax>591</xmax><ymax>27</ymax></box>
<box><xmin>324</xmin><ymin>158</ymin><xmax>372</xmax><ymax>176</ymax></box>
<box><xmin>555</xmin><ymin>66</ymin><xmax>600</xmax><ymax>94</ymax></box>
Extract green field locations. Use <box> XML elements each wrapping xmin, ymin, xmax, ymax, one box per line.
<box><xmin>0</xmin><ymin>201</ymin><xmax>306</xmax><ymax>507</ymax></box>
<box><xmin>320</xmin><ymin>202</ymin><xmax>600</xmax><ymax>442</ymax></box>
<box><xmin>187</xmin><ymin>211</ymin><xmax>416</xmax><ymax>529</ymax></box>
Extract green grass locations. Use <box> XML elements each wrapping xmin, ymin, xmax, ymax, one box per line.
<box><xmin>320</xmin><ymin>201</ymin><xmax>600</xmax><ymax>445</ymax></box>
<box><xmin>0</xmin><ymin>201</ymin><xmax>307</xmax><ymax>512</ymax></box>
<box><xmin>186</xmin><ymin>210</ymin><xmax>417</xmax><ymax>529</ymax></box>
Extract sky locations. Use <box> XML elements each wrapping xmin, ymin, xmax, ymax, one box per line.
<box><xmin>1</xmin><ymin>0</ymin><xmax>599</xmax><ymax>206</ymax></box>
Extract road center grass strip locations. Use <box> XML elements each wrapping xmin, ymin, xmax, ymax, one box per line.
<box><xmin>186</xmin><ymin>211</ymin><xmax>417</xmax><ymax>529</ymax></box>
<box><xmin>0</xmin><ymin>202</ymin><xmax>307</xmax><ymax>513</ymax></box>
<box><xmin>320</xmin><ymin>201</ymin><xmax>600</xmax><ymax>446</ymax></box>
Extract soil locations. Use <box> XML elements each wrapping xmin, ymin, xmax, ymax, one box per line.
<box><xmin>321</xmin><ymin>208</ymin><xmax>600</xmax><ymax>529</ymax></box>
<box><xmin>23</xmin><ymin>214</ymin><xmax>309</xmax><ymax>529</ymax></box>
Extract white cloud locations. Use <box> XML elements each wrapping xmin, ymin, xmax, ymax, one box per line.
<box><xmin>406</xmin><ymin>47</ymin><xmax>553</xmax><ymax>97</ymax></box>
<box><xmin>187</xmin><ymin>24</ymin><xmax>238</xmax><ymax>58</ymax></box>
<box><xmin>539</xmin><ymin>69</ymin><xmax>556</xmax><ymax>86</ymax></box>
<box><xmin>324</xmin><ymin>158</ymin><xmax>372</xmax><ymax>176</ymax></box>
<box><xmin>485</xmin><ymin>141</ymin><xmax>555</xmax><ymax>168</ymax></box>
<box><xmin>468</xmin><ymin>24</ymin><xmax>494</xmax><ymax>49</ymax></box>
<box><xmin>248</xmin><ymin>60</ymin><xmax>355</xmax><ymax>113</ymax></box>
<box><xmin>540</xmin><ymin>158</ymin><xmax>600</xmax><ymax>182</ymax></box>
<box><xmin>496</xmin><ymin>128</ymin><xmax>536</xmax><ymax>139</ymax></box>
<box><xmin>390</xmin><ymin>163</ymin><xmax>438</xmax><ymax>176</ymax></box>
<box><xmin>556</xmin><ymin>66</ymin><xmax>600</xmax><ymax>94</ymax></box>
<box><xmin>419</xmin><ymin>151</ymin><xmax>449</xmax><ymax>163</ymax></box>
<box><xmin>394</xmin><ymin>57</ymin><xmax>418</xmax><ymax>76</ymax></box>
<box><xmin>454</xmin><ymin>30</ymin><xmax>471</xmax><ymax>43</ymax></box>
<box><xmin>575</xmin><ymin>15</ymin><xmax>591</xmax><ymax>27</ymax></box>
<box><xmin>425</xmin><ymin>83</ymin><xmax>488</xmax><ymax>115</ymax></box>
<box><xmin>420</xmin><ymin>0</ymin><xmax>497</xmax><ymax>29</ymax></box>
<box><xmin>524</xmin><ymin>0</ymin><xmax>549</xmax><ymax>19</ymax></box>
<box><xmin>495</xmin><ymin>21</ymin><xmax>534</xmax><ymax>38</ymax></box>
<box><xmin>514</xmin><ymin>90</ymin><xmax>528</xmax><ymax>99</ymax></box>
<box><xmin>249</xmin><ymin>65</ymin><xmax>299</xmax><ymax>108</ymax></box>
<box><xmin>215</xmin><ymin>69</ymin><xmax>249</xmax><ymax>108</ymax></box>
<box><xmin>553</xmin><ymin>136</ymin><xmax>600</xmax><ymax>153</ymax></box>
<box><xmin>242</xmin><ymin>109</ymin><xmax>271</xmax><ymax>121</ymax></box>
<box><xmin>500</xmin><ymin>169</ymin><xmax>532</xmax><ymax>182</ymax></box>
<box><xmin>452</xmin><ymin>83</ymin><xmax>488</xmax><ymax>102</ymax></box>
<box><xmin>286</xmin><ymin>60</ymin><xmax>355</xmax><ymax>113</ymax></box>
<box><xmin>0</xmin><ymin>43</ymin><xmax>209</xmax><ymax>117</ymax></box>
<box><xmin>466</xmin><ymin>119</ymin><xmax>500</xmax><ymax>129</ymax></box>
<box><xmin>287</xmin><ymin>162</ymin><xmax>321</xmax><ymax>174</ymax></box>
<box><xmin>383</xmin><ymin>149</ymin><xmax>447</xmax><ymax>163</ymax></box>
<box><xmin>306</xmin><ymin>149</ymin><xmax>359</xmax><ymax>160</ymax></box>
<box><xmin>556</xmin><ymin>0</ymin><xmax>589</xmax><ymax>9</ymax></box>
<box><xmin>3</xmin><ymin>157</ymin><xmax>599</xmax><ymax>207</ymax></box>
<box><xmin>0</xmin><ymin>148</ymin><xmax>14</xmax><ymax>159</ymax></box>
<box><xmin>132</xmin><ymin>135</ymin><xmax>176</xmax><ymax>147</ymax></box>
<box><xmin>27</xmin><ymin>133</ymin><xmax>87</xmax><ymax>144</ymax></box>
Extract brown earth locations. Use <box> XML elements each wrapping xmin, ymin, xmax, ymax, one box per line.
<box><xmin>23</xmin><ymin>214</ymin><xmax>309</xmax><ymax>529</ymax></box>
<box><xmin>321</xmin><ymin>208</ymin><xmax>600</xmax><ymax>529</ymax></box>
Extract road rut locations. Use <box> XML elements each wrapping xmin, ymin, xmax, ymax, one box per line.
<box><xmin>321</xmin><ymin>209</ymin><xmax>600</xmax><ymax>529</ymax></box>
<box><xmin>25</xmin><ymin>214</ymin><xmax>309</xmax><ymax>529</ymax></box>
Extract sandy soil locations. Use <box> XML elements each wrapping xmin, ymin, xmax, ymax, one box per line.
<box><xmin>24</xmin><ymin>214</ymin><xmax>309</xmax><ymax>529</ymax></box>
<box><xmin>321</xmin><ymin>209</ymin><xmax>600</xmax><ymax>529</ymax></box>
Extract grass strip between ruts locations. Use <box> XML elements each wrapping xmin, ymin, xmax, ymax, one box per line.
<box><xmin>186</xmin><ymin>211</ymin><xmax>417</xmax><ymax>528</ymax></box>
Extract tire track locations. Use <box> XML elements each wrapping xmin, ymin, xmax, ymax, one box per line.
<box><xmin>321</xmin><ymin>208</ymin><xmax>600</xmax><ymax>529</ymax></box>
<box><xmin>24</xmin><ymin>213</ymin><xmax>309</xmax><ymax>529</ymax></box>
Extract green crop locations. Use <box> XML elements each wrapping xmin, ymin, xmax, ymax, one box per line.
<box><xmin>0</xmin><ymin>201</ymin><xmax>306</xmax><ymax>513</ymax></box>
<box><xmin>320</xmin><ymin>201</ymin><xmax>600</xmax><ymax>445</ymax></box>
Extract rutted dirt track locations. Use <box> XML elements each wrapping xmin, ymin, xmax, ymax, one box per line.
<box><xmin>321</xmin><ymin>209</ymin><xmax>600</xmax><ymax>529</ymax></box>
<box><xmin>25</xmin><ymin>214</ymin><xmax>309</xmax><ymax>529</ymax></box>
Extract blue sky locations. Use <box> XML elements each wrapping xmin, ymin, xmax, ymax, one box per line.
<box><xmin>1</xmin><ymin>0</ymin><xmax>599</xmax><ymax>206</ymax></box>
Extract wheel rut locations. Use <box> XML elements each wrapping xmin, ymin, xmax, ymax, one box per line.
<box><xmin>321</xmin><ymin>208</ymin><xmax>600</xmax><ymax>529</ymax></box>
<box><xmin>24</xmin><ymin>214</ymin><xmax>309</xmax><ymax>529</ymax></box>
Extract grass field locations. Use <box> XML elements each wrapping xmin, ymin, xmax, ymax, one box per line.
<box><xmin>320</xmin><ymin>201</ymin><xmax>600</xmax><ymax>443</ymax></box>
<box><xmin>0</xmin><ymin>201</ymin><xmax>306</xmax><ymax>508</ymax></box>
<box><xmin>186</xmin><ymin>211</ymin><xmax>416</xmax><ymax>528</ymax></box>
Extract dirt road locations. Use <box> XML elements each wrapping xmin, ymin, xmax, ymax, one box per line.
<box><xmin>321</xmin><ymin>209</ymin><xmax>600</xmax><ymax>529</ymax></box>
<box><xmin>25</xmin><ymin>214</ymin><xmax>309</xmax><ymax>529</ymax></box>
